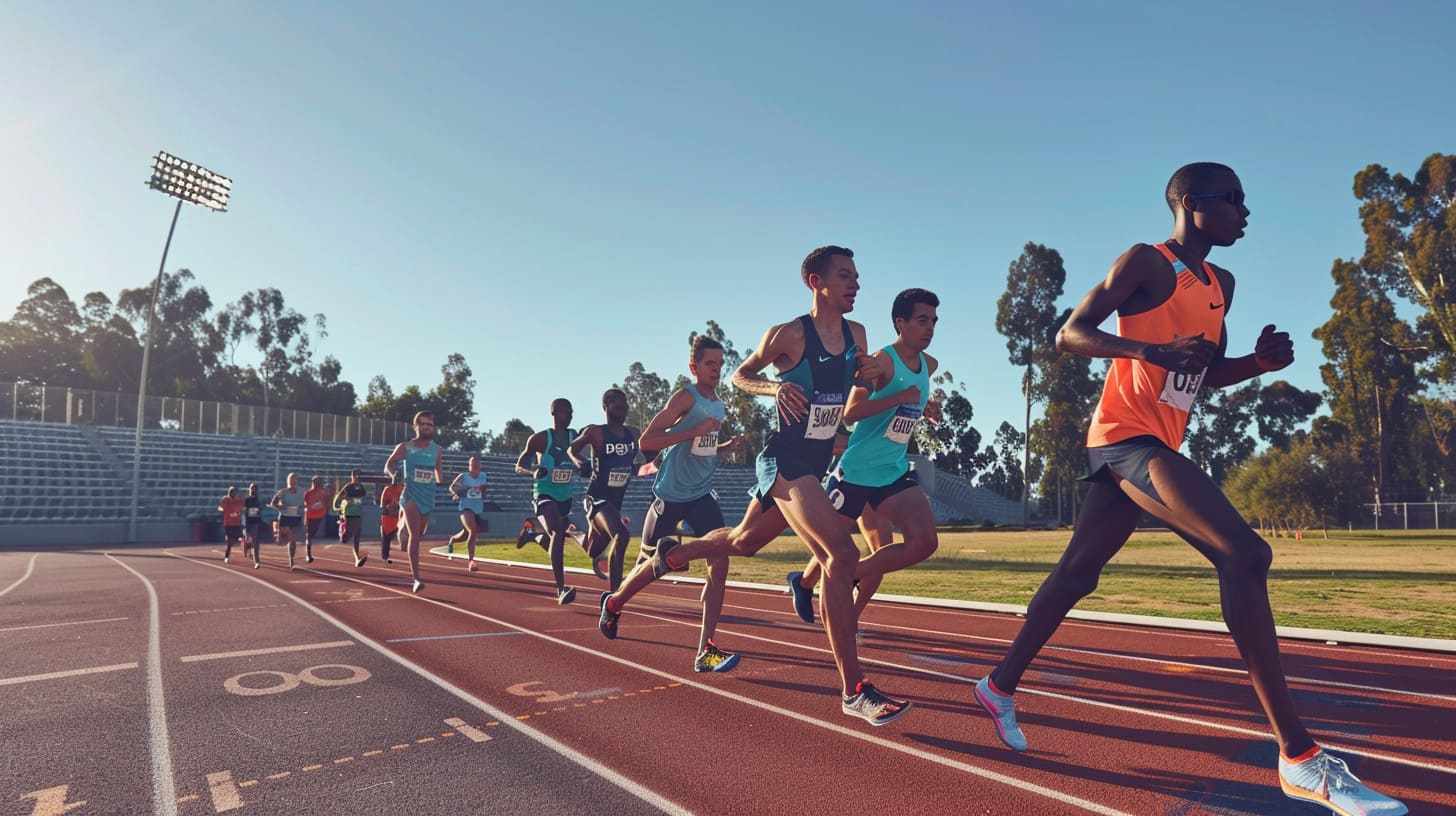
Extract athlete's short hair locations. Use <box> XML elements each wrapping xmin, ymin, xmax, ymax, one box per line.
<box><xmin>1166</xmin><ymin>162</ymin><xmax>1237</xmax><ymax>213</ymax></box>
<box><xmin>311</xmin><ymin>475</ymin><xmax>323</xmax><ymax>487</ymax></box>
<box><xmin>226</xmin><ymin>486</ymin><xmax>236</xmax><ymax>497</ymax></box>
<box><xmin>891</xmin><ymin>288</ymin><xmax>939</xmax><ymax>332</ymax></box>
<box><xmin>690</xmin><ymin>336</ymin><xmax>724</xmax><ymax>364</ymax></box>
<box><xmin>602</xmin><ymin>388</ymin><xmax>626</xmax><ymax>406</ymax></box>
<box><xmin>412</xmin><ymin>411</ymin><xmax>434</xmax><ymax>427</ymax></box>
<box><xmin>551</xmin><ymin>397</ymin><xmax>572</xmax><ymax>412</ymax></box>
<box><xmin>801</xmin><ymin>245</ymin><xmax>854</xmax><ymax>286</ymax></box>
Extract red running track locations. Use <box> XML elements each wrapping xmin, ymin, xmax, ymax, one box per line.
<box><xmin>20</xmin><ymin>541</ymin><xmax>1456</xmax><ymax>815</ymax></box>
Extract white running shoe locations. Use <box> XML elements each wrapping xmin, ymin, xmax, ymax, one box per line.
<box><xmin>974</xmin><ymin>675</ymin><xmax>1028</xmax><ymax>751</ymax></box>
<box><xmin>1278</xmin><ymin>748</ymin><xmax>1407</xmax><ymax>816</ymax></box>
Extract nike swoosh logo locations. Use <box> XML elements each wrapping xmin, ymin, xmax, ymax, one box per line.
<box><xmin>819</xmin><ymin>355</ymin><xmax>834</xmax><ymax>362</ymax></box>
<box><xmin>1209</xmin><ymin>302</ymin><xmax>1224</xmax><ymax>310</ymax></box>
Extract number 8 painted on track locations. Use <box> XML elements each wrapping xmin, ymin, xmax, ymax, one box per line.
<box><xmin>223</xmin><ymin>664</ymin><xmax>372</xmax><ymax>696</ymax></box>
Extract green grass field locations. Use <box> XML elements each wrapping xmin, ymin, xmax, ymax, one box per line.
<box><xmin>441</xmin><ymin>528</ymin><xmax>1456</xmax><ymax>640</ymax></box>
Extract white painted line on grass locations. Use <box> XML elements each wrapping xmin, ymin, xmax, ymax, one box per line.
<box><xmin>0</xmin><ymin>553</ymin><xmax>39</xmax><ymax>598</ymax></box>
<box><xmin>260</xmin><ymin>561</ymin><xmax>1139</xmax><ymax>816</ymax></box>
<box><xmin>444</xmin><ymin>717</ymin><xmax>492</xmax><ymax>743</ymax></box>
<box><xmin>105</xmin><ymin>553</ymin><xmax>178</xmax><ymax>816</ymax></box>
<box><xmin>180</xmin><ymin>640</ymin><xmax>354</xmax><ymax>663</ymax></box>
<box><xmin>169</xmin><ymin>552</ymin><xmax>694</xmax><ymax>816</ymax></box>
<box><xmin>205</xmin><ymin>770</ymin><xmax>243</xmax><ymax>812</ymax></box>
<box><xmin>385</xmin><ymin>632</ymin><xmax>524</xmax><ymax>643</ymax></box>
<box><xmin>0</xmin><ymin>662</ymin><xmax>139</xmax><ymax>687</ymax></box>
<box><xmin>0</xmin><ymin>616</ymin><xmax>129</xmax><ymax>633</ymax></box>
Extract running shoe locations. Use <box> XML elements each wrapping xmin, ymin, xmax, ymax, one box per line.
<box><xmin>974</xmin><ymin>675</ymin><xmax>1027</xmax><ymax>751</ymax></box>
<box><xmin>787</xmin><ymin>570</ymin><xmax>815</xmax><ymax>624</ymax></box>
<box><xmin>1278</xmin><ymin>748</ymin><xmax>1407</xmax><ymax>816</ymax></box>
<box><xmin>598</xmin><ymin>592</ymin><xmax>620</xmax><ymax>639</ymax></box>
<box><xmin>694</xmin><ymin>641</ymin><xmax>741</xmax><ymax>673</ymax></box>
<box><xmin>253</xmin><ymin>561</ymin><xmax>260</xmax><ymax>570</ymax></box>
<box><xmin>556</xmin><ymin>586</ymin><xmax>576</xmax><ymax>605</ymax></box>
<box><xmin>650</xmin><ymin>537</ymin><xmax>686</xmax><ymax>578</ymax></box>
<box><xmin>224</xmin><ymin>555</ymin><xmax>230</xmax><ymax>564</ymax></box>
<box><xmin>412</xmin><ymin>579</ymin><xmax>424</xmax><ymax>593</ymax></box>
<box><xmin>841</xmin><ymin>682</ymin><xmax>912</xmax><ymax>726</ymax></box>
<box><xmin>305</xmin><ymin>555</ymin><xmax>314</xmax><ymax>564</ymax></box>
<box><xmin>355</xmin><ymin>555</ymin><xmax>368</xmax><ymax>568</ymax></box>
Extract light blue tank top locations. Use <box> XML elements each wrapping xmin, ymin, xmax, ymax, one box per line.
<box><xmin>838</xmin><ymin>345</ymin><xmax>928</xmax><ymax>487</ymax></box>
<box><xmin>401</xmin><ymin>441</ymin><xmax>440</xmax><ymax>511</ymax></box>
<box><xmin>456</xmin><ymin>471</ymin><xmax>488</xmax><ymax>514</ymax></box>
<box><xmin>654</xmin><ymin>387</ymin><xmax>726</xmax><ymax>503</ymax></box>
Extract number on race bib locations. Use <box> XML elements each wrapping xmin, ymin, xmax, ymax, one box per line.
<box><xmin>883</xmin><ymin>405</ymin><xmax>922</xmax><ymax>445</ymax></box>
<box><xmin>551</xmin><ymin>468</ymin><xmax>575</xmax><ymax>484</ymax></box>
<box><xmin>412</xmin><ymin>469</ymin><xmax>435</xmax><ymax>484</ymax></box>
<box><xmin>1157</xmin><ymin>368</ymin><xmax>1205</xmax><ymax>411</ymax></box>
<box><xmin>466</xmin><ymin>487</ymin><xmax>482</xmax><ymax>499</ymax></box>
<box><xmin>691</xmin><ymin>432</ymin><xmax>719</xmax><ymax>457</ymax></box>
<box><xmin>607</xmin><ymin>470</ymin><xmax>631</xmax><ymax>488</ymax></box>
<box><xmin>804</xmin><ymin>394</ymin><xmax>845</xmax><ymax>441</ymax></box>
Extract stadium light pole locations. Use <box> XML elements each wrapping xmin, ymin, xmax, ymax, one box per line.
<box><xmin>127</xmin><ymin>152</ymin><xmax>231</xmax><ymax>543</ymax></box>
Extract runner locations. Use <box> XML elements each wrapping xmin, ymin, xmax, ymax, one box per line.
<box><xmin>379</xmin><ymin>472</ymin><xmax>404</xmax><ymax>564</ymax></box>
<box><xmin>598</xmin><ymin>246</ymin><xmax>911</xmax><ymax>725</ymax></box>
<box><xmin>635</xmin><ymin>335</ymin><xmax>745</xmax><ymax>671</ymax></box>
<box><xmin>218</xmin><ymin>486</ymin><xmax>246</xmax><ymax>566</ymax></box>
<box><xmin>514</xmin><ymin>398</ymin><xmax>580</xmax><ymax>604</ymax></box>
<box><xmin>447</xmin><ymin>455</ymin><xmax>489</xmax><ymax>572</ymax></box>
<box><xmin>302</xmin><ymin>475</ymin><xmax>330</xmax><ymax>564</ymax></box>
<box><xmin>787</xmin><ymin>288</ymin><xmax>943</xmax><ymax>634</ymax></box>
<box><xmin>242</xmin><ymin>482</ymin><xmax>263</xmax><ymax>566</ymax></box>
<box><xmin>269</xmin><ymin>472</ymin><xmax>306</xmax><ymax>571</ymax></box>
<box><xmin>333</xmin><ymin>469</ymin><xmax>369</xmax><ymax>568</ymax></box>
<box><xmin>970</xmin><ymin>162</ymin><xmax>1406</xmax><ymax>816</ymax></box>
<box><xmin>568</xmin><ymin>388</ymin><xmax>642</xmax><ymax>591</ymax></box>
<box><xmin>384</xmin><ymin>411</ymin><xmax>443</xmax><ymax>593</ymax></box>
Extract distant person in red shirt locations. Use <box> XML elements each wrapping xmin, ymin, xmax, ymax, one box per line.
<box><xmin>218</xmin><ymin>486</ymin><xmax>247</xmax><ymax>566</ymax></box>
<box><xmin>379</xmin><ymin>473</ymin><xmax>404</xmax><ymax>564</ymax></box>
<box><xmin>302</xmin><ymin>476</ymin><xmax>330</xmax><ymax>564</ymax></box>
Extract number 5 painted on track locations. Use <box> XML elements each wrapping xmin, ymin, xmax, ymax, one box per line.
<box><xmin>20</xmin><ymin>786</ymin><xmax>86</xmax><ymax>816</ymax></box>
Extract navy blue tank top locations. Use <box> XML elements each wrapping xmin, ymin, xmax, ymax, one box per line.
<box><xmin>764</xmin><ymin>314</ymin><xmax>856</xmax><ymax>473</ymax></box>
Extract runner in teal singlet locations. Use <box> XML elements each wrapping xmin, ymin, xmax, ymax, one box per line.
<box><xmin>447</xmin><ymin>455</ymin><xmax>489</xmax><ymax>572</ymax></box>
<box><xmin>384</xmin><ymin>411</ymin><xmax>443</xmax><ymax>593</ymax></box>
<box><xmin>787</xmin><ymin>289</ymin><xmax>943</xmax><ymax>633</ymax></box>
<box><xmin>269</xmin><ymin>472</ymin><xmax>306</xmax><ymax>571</ymax></box>
<box><xmin>515</xmin><ymin>398</ymin><xmax>580</xmax><ymax>604</ymax></box>
<box><xmin>599</xmin><ymin>246</ymin><xmax>911</xmax><ymax>725</ymax></box>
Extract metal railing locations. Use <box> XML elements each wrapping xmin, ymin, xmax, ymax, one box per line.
<box><xmin>2</xmin><ymin>381</ymin><xmax>408</xmax><ymax>444</ymax></box>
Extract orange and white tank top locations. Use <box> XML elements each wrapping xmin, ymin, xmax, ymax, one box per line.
<box><xmin>1086</xmin><ymin>243</ymin><xmax>1226</xmax><ymax>451</ymax></box>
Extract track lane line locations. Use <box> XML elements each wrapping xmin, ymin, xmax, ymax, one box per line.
<box><xmin>105</xmin><ymin>553</ymin><xmax>178</xmax><ymax>816</ymax></box>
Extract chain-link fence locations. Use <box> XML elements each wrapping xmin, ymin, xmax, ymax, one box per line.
<box><xmin>2</xmin><ymin>381</ymin><xmax>407</xmax><ymax>444</ymax></box>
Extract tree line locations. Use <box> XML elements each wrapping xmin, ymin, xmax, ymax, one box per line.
<box><xmin>3</xmin><ymin>155</ymin><xmax>1452</xmax><ymax>528</ymax></box>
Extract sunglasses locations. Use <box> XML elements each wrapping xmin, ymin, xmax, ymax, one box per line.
<box><xmin>1189</xmin><ymin>190</ymin><xmax>1246</xmax><ymax>207</ymax></box>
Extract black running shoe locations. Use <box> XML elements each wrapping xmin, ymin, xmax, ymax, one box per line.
<box><xmin>515</xmin><ymin>520</ymin><xmax>534</xmax><ymax>549</ymax></box>
<box><xmin>556</xmin><ymin>586</ymin><xmax>576</xmax><ymax>605</ymax></box>
<box><xmin>598</xmin><ymin>592</ymin><xmax>619</xmax><ymax>639</ymax></box>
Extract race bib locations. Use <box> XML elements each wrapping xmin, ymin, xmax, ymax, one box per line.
<box><xmin>691</xmin><ymin>431</ymin><xmax>719</xmax><ymax>457</ymax></box>
<box><xmin>247</xmin><ymin>508</ymin><xmax>260</xmax><ymax>517</ymax></box>
<box><xmin>884</xmin><ymin>405</ymin><xmax>922</xmax><ymax>445</ymax></box>
<box><xmin>466</xmin><ymin>487</ymin><xmax>482</xmax><ymax>499</ymax></box>
<box><xmin>309</xmin><ymin>500</ymin><xmax>323</xmax><ymax>510</ymax></box>
<box><xmin>607</xmin><ymin>469</ymin><xmax>631</xmax><ymax>488</ymax></box>
<box><xmin>551</xmin><ymin>467</ymin><xmax>575</xmax><ymax>484</ymax></box>
<box><xmin>804</xmin><ymin>393</ymin><xmax>844</xmax><ymax>441</ymax></box>
<box><xmin>284</xmin><ymin>505</ymin><xmax>300</xmax><ymax>516</ymax></box>
<box><xmin>412</xmin><ymin>469</ymin><xmax>435</xmax><ymax>484</ymax></box>
<box><xmin>348</xmin><ymin>497</ymin><xmax>362</xmax><ymax>506</ymax></box>
<box><xmin>1157</xmin><ymin>368</ymin><xmax>1205</xmax><ymax>412</ymax></box>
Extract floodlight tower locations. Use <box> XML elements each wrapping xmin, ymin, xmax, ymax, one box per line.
<box><xmin>127</xmin><ymin>152</ymin><xmax>231</xmax><ymax>543</ymax></box>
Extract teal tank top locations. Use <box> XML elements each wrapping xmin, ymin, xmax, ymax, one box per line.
<box><xmin>402</xmin><ymin>441</ymin><xmax>440</xmax><ymax>512</ymax></box>
<box><xmin>456</xmin><ymin>471</ymin><xmax>488</xmax><ymax>514</ymax></box>
<box><xmin>654</xmin><ymin>387</ymin><xmax>726</xmax><ymax>503</ymax></box>
<box><xmin>838</xmin><ymin>345</ymin><xmax>928</xmax><ymax>487</ymax></box>
<box><xmin>533</xmin><ymin>428</ymin><xmax>576</xmax><ymax>501</ymax></box>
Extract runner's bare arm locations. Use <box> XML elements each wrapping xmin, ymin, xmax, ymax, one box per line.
<box><xmin>514</xmin><ymin>432</ymin><xmax>546</xmax><ymax>475</ymax></box>
<box><xmin>433</xmin><ymin>448</ymin><xmax>443</xmax><ymax>484</ymax></box>
<box><xmin>568</xmin><ymin>426</ymin><xmax>600</xmax><ymax>471</ymax></box>
<box><xmin>639</xmin><ymin>389</ymin><xmax>710</xmax><ymax>451</ymax></box>
<box><xmin>1058</xmin><ymin>244</ymin><xmax>1218</xmax><ymax>375</ymax></box>
<box><xmin>734</xmin><ymin>321</ymin><xmax>808</xmax><ymax>421</ymax></box>
<box><xmin>848</xmin><ymin>319</ymin><xmax>887</xmax><ymax>386</ymax></box>
<box><xmin>844</xmin><ymin>350</ymin><xmax>906</xmax><ymax>422</ymax></box>
<box><xmin>383</xmin><ymin>443</ymin><xmax>406</xmax><ymax>478</ymax></box>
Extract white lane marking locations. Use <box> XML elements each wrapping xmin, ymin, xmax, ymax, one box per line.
<box><xmin>256</xmin><ymin>560</ymin><xmax>1137</xmax><ymax>815</ymax></box>
<box><xmin>205</xmin><ymin>770</ymin><xmax>243</xmax><ymax>812</ymax></box>
<box><xmin>0</xmin><ymin>663</ymin><xmax>139</xmax><ymax>687</ymax></box>
<box><xmin>180</xmin><ymin>640</ymin><xmax>354</xmax><ymax>663</ymax></box>
<box><xmin>171</xmin><ymin>604</ymin><xmax>290</xmax><ymax>616</ymax></box>
<box><xmin>624</xmin><ymin>604</ymin><xmax>1456</xmax><ymax>777</ymax></box>
<box><xmin>0</xmin><ymin>616</ymin><xmax>130</xmax><ymax>633</ymax></box>
<box><xmin>444</xmin><ymin>717</ymin><xmax>492</xmax><ymax>742</ymax></box>
<box><xmin>169</xmin><ymin>552</ymin><xmax>694</xmax><ymax>816</ymax></box>
<box><xmin>105</xmin><ymin>553</ymin><xmax>178</xmax><ymax>816</ymax></box>
<box><xmin>0</xmin><ymin>553</ymin><xmax>39</xmax><ymax>598</ymax></box>
<box><xmin>385</xmin><ymin>632</ymin><xmax>524</xmax><ymax>643</ymax></box>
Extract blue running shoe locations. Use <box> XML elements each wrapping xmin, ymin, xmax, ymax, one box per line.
<box><xmin>974</xmin><ymin>675</ymin><xmax>1027</xmax><ymax>751</ymax></box>
<box><xmin>693</xmin><ymin>641</ymin><xmax>740</xmax><ymax>673</ymax></box>
<box><xmin>1279</xmin><ymin>748</ymin><xmax>1407</xmax><ymax>816</ymax></box>
<box><xmin>787</xmin><ymin>570</ymin><xmax>815</xmax><ymax>624</ymax></box>
<box><xmin>598</xmin><ymin>592</ymin><xmax>620</xmax><ymax>640</ymax></box>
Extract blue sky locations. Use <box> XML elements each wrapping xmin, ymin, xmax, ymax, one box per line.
<box><xmin>3</xmin><ymin>1</ymin><xmax>1452</xmax><ymax>445</ymax></box>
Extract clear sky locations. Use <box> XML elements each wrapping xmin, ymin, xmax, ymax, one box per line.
<box><xmin>3</xmin><ymin>1</ymin><xmax>1452</xmax><ymax>444</ymax></box>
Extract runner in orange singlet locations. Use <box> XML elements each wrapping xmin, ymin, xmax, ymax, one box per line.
<box><xmin>971</xmin><ymin>162</ymin><xmax>1406</xmax><ymax>816</ymax></box>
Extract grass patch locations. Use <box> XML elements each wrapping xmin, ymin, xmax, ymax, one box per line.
<box><xmin>445</xmin><ymin>528</ymin><xmax>1456</xmax><ymax>640</ymax></box>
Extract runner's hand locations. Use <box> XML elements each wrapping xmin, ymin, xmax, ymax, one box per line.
<box><xmin>533</xmin><ymin>466</ymin><xmax>548</xmax><ymax>480</ymax></box>
<box><xmin>721</xmin><ymin>434</ymin><xmax>745</xmax><ymax>453</ymax></box>
<box><xmin>854</xmin><ymin>351</ymin><xmax>886</xmax><ymax>384</ymax></box>
<box><xmin>691</xmin><ymin>416</ymin><xmax>722</xmax><ymax>436</ymax></box>
<box><xmin>1253</xmin><ymin>324</ymin><xmax>1293</xmax><ymax>371</ymax></box>
<box><xmin>776</xmin><ymin>381</ymin><xmax>808</xmax><ymax>424</ymax></box>
<box><xmin>898</xmin><ymin>385</ymin><xmax>922</xmax><ymax>405</ymax></box>
<box><xmin>1144</xmin><ymin>333</ymin><xmax>1217</xmax><ymax>374</ymax></box>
